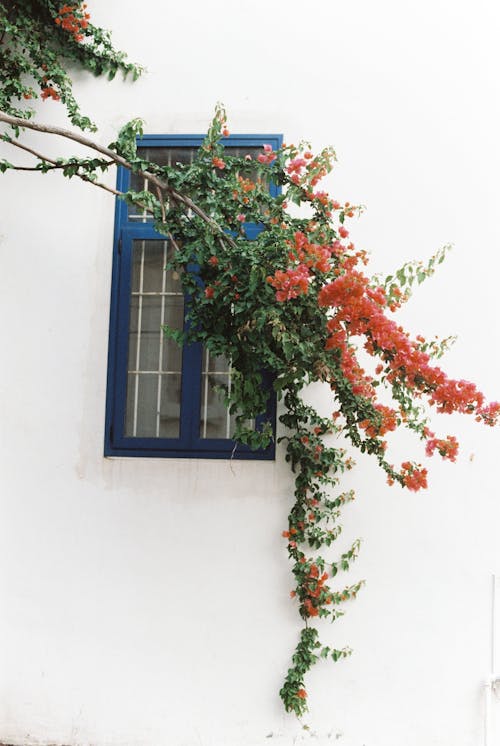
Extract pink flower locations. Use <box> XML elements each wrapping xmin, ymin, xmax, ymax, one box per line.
<box><xmin>257</xmin><ymin>145</ymin><xmax>276</xmax><ymax>165</ymax></box>
<box><xmin>287</xmin><ymin>157</ymin><xmax>307</xmax><ymax>174</ymax></box>
<box><xmin>237</xmin><ymin>214</ymin><xmax>246</xmax><ymax>222</ymax></box>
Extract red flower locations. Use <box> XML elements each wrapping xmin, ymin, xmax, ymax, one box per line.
<box><xmin>425</xmin><ymin>435</ymin><xmax>459</xmax><ymax>462</ymax></box>
<box><xmin>399</xmin><ymin>462</ymin><xmax>428</xmax><ymax>491</ymax></box>
<box><xmin>287</xmin><ymin>157</ymin><xmax>307</xmax><ymax>174</ymax></box>
<box><xmin>268</xmin><ymin>264</ymin><xmax>311</xmax><ymax>302</ymax></box>
<box><xmin>204</xmin><ymin>286</ymin><xmax>214</xmax><ymax>299</ymax></box>
<box><xmin>40</xmin><ymin>86</ymin><xmax>60</xmax><ymax>101</ymax></box>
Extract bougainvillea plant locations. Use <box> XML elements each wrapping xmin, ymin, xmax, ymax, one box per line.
<box><xmin>0</xmin><ymin>0</ymin><xmax>141</xmax><ymax>130</ymax></box>
<box><xmin>1</xmin><ymin>2</ymin><xmax>499</xmax><ymax>719</ymax></box>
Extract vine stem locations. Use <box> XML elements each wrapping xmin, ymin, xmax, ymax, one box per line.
<box><xmin>0</xmin><ymin>110</ymin><xmax>238</xmax><ymax>249</ymax></box>
<box><xmin>4</xmin><ymin>136</ymin><xmax>123</xmax><ymax>197</ymax></box>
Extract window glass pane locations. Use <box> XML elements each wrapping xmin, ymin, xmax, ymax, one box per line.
<box><xmin>164</xmin><ymin>147</ymin><xmax>196</xmax><ymax>167</ymax></box>
<box><xmin>202</xmin><ymin>351</ymin><xmax>231</xmax><ymax>374</ymax></box>
<box><xmin>200</xmin><ymin>372</ymin><xmax>233</xmax><ymax>439</ymax></box>
<box><xmin>139</xmin><ymin>297</ymin><xmax>162</xmax><ymax>370</ymax></box>
<box><xmin>162</xmin><ymin>297</ymin><xmax>184</xmax><ymax>372</ymax></box>
<box><xmin>159</xmin><ymin>374</ymin><xmax>182</xmax><ymax>437</ymax></box>
<box><xmin>124</xmin><ymin>239</ymin><xmax>183</xmax><ymax>439</ymax></box>
<box><xmin>143</xmin><ymin>241</ymin><xmax>165</xmax><ymax>293</ymax></box>
<box><xmin>136</xmin><ymin>374</ymin><xmax>158</xmax><ymax>437</ymax></box>
<box><xmin>127</xmin><ymin>295</ymin><xmax>139</xmax><ymax>372</ymax></box>
<box><xmin>126</xmin><ymin>373</ymin><xmax>158</xmax><ymax>437</ymax></box>
<box><xmin>200</xmin><ymin>350</ymin><xmax>253</xmax><ymax>439</ymax></box>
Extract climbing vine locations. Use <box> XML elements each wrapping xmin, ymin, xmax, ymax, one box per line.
<box><xmin>1</xmin><ymin>1</ymin><xmax>499</xmax><ymax>719</ymax></box>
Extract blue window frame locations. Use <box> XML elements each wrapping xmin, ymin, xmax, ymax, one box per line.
<box><xmin>105</xmin><ymin>133</ymin><xmax>282</xmax><ymax>459</ymax></box>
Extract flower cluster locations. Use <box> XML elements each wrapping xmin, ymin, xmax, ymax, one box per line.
<box><xmin>399</xmin><ymin>462</ymin><xmax>428</xmax><ymax>491</ymax></box>
<box><xmin>267</xmin><ymin>265</ymin><xmax>310</xmax><ymax>302</ymax></box>
<box><xmin>316</xmin><ymin>266</ymin><xmax>500</xmax><ymax>457</ymax></box>
<box><xmin>359</xmin><ymin>404</ymin><xmax>397</xmax><ymax>438</ymax></box>
<box><xmin>287</xmin><ymin>230</ymin><xmax>333</xmax><ymax>273</ymax></box>
<box><xmin>54</xmin><ymin>3</ymin><xmax>90</xmax><ymax>43</ymax></box>
<box><xmin>257</xmin><ymin>143</ymin><xmax>276</xmax><ymax>164</ymax></box>
<box><xmin>40</xmin><ymin>85</ymin><xmax>60</xmax><ymax>101</ymax></box>
<box><xmin>300</xmin><ymin>564</ymin><xmax>331</xmax><ymax>618</ymax></box>
<box><xmin>425</xmin><ymin>434</ymin><xmax>459</xmax><ymax>461</ymax></box>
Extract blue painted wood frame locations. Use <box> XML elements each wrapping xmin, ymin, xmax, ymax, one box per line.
<box><xmin>105</xmin><ymin>133</ymin><xmax>282</xmax><ymax>459</ymax></box>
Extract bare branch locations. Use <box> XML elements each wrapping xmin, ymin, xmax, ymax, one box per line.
<box><xmin>167</xmin><ymin>231</ymin><xmax>182</xmax><ymax>255</ymax></box>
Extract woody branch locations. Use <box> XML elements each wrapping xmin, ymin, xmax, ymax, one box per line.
<box><xmin>0</xmin><ymin>110</ymin><xmax>238</xmax><ymax>248</ymax></box>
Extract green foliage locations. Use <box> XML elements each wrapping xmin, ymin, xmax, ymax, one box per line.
<box><xmin>0</xmin><ymin>0</ymin><xmax>142</xmax><ymax>130</ymax></box>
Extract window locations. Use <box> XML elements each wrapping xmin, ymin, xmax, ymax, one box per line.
<box><xmin>104</xmin><ymin>134</ymin><xmax>282</xmax><ymax>458</ymax></box>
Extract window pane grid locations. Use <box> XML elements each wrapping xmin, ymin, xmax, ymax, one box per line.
<box><xmin>131</xmin><ymin>239</ymin><xmax>145</xmax><ymax>435</ymax></box>
<box><xmin>106</xmin><ymin>136</ymin><xmax>279</xmax><ymax>458</ymax></box>
<box><xmin>155</xmin><ymin>239</ymin><xmax>168</xmax><ymax>437</ymax></box>
<box><xmin>125</xmin><ymin>239</ymin><xmax>184</xmax><ymax>438</ymax></box>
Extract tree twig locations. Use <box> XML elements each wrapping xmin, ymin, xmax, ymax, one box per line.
<box><xmin>0</xmin><ymin>110</ymin><xmax>238</xmax><ymax>248</ymax></box>
<box><xmin>5</xmin><ymin>137</ymin><xmax>123</xmax><ymax>198</ymax></box>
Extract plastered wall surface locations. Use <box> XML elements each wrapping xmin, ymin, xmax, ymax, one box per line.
<box><xmin>1</xmin><ymin>1</ymin><xmax>500</xmax><ymax>745</ymax></box>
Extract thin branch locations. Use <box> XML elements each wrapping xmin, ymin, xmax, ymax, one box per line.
<box><xmin>4</xmin><ymin>136</ymin><xmax>58</xmax><ymax>165</ymax></box>
<box><xmin>0</xmin><ymin>110</ymin><xmax>143</xmax><ymax>173</ymax></box>
<box><xmin>167</xmin><ymin>231</ymin><xmax>182</xmax><ymax>255</ymax></box>
<box><xmin>156</xmin><ymin>185</ymin><xmax>166</xmax><ymax>223</ymax></box>
<box><xmin>5</xmin><ymin>137</ymin><xmax>123</xmax><ymax>198</ymax></box>
<box><xmin>0</xmin><ymin>110</ymin><xmax>238</xmax><ymax>248</ymax></box>
<box><xmin>2</xmin><ymin>164</ymin><xmax>54</xmax><ymax>171</ymax></box>
<box><xmin>76</xmin><ymin>174</ymin><xmax>123</xmax><ymax>198</ymax></box>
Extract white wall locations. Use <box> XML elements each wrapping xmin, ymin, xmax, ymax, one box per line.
<box><xmin>1</xmin><ymin>1</ymin><xmax>500</xmax><ymax>744</ymax></box>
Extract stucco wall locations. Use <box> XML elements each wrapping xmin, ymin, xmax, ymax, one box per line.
<box><xmin>1</xmin><ymin>1</ymin><xmax>500</xmax><ymax>745</ymax></box>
